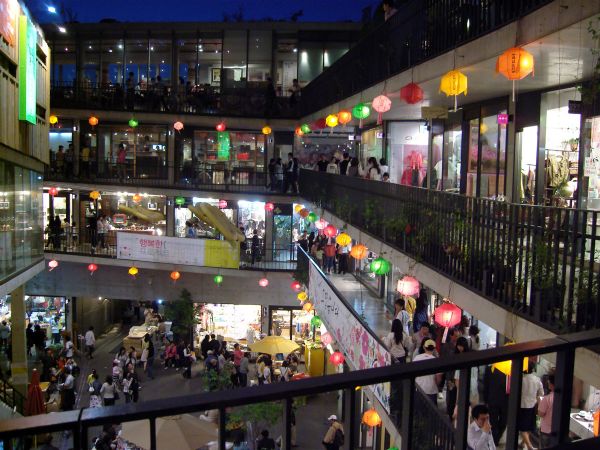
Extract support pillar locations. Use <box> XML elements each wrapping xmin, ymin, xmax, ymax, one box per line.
<box><xmin>167</xmin><ymin>130</ymin><xmax>175</xmax><ymax>185</ymax></box>
<box><xmin>73</xmin><ymin>119</ymin><xmax>81</xmax><ymax>177</ymax></box>
<box><xmin>167</xmin><ymin>198</ymin><xmax>175</xmax><ymax>237</ymax></box>
<box><xmin>505</xmin><ymin>99</ymin><xmax>517</xmax><ymax>202</ymax></box>
<box><xmin>10</xmin><ymin>285</ymin><xmax>28</xmax><ymax>397</ymax></box>
<box><xmin>265</xmin><ymin>209</ymin><xmax>273</xmax><ymax>261</ymax></box>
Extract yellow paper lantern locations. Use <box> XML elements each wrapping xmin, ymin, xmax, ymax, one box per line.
<box><xmin>128</xmin><ymin>266</ymin><xmax>138</xmax><ymax>277</ymax></box>
<box><xmin>262</xmin><ymin>126</ymin><xmax>272</xmax><ymax>135</ymax></box>
<box><xmin>89</xmin><ymin>191</ymin><xmax>100</xmax><ymax>200</ymax></box>
<box><xmin>49</xmin><ymin>115</ymin><xmax>58</xmax><ymax>125</ymax></box>
<box><xmin>132</xmin><ymin>193</ymin><xmax>142</xmax><ymax>203</ymax></box>
<box><xmin>335</xmin><ymin>232</ymin><xmax>352</xmax><ymax>247</ymax></box>
<box><xmin>88</xmin><ymin>116</ymin><xmax>99</xmax><ymax>127</ymax></box>
<box><xmin>440</xmin><ymin>70</ymin><xmax>468</xmax><ymax>111</ymax></box>
<box><xmin>350</xmin><ymin>244</ymin><xmax>368</xmax><ymax>260</ymax></box>
<box><xmin>294</xmin><ymin>204</ymin><xmax>304</xmax><ymax>213</ymax></box>
<box><xmin>325</xmin><ymin>114</ymin><xmax>339</xmax><ymax>128</ymax></box>
<box><xmin>297</xmin><ymin>292</ymin><xmax>308</xmax><ymax>302</ymax></box>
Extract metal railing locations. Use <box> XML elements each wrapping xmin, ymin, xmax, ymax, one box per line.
<box><xmin>51</xmin><ymin>82</ymin><xmax>299</xmax><ymax>119</ymax></box>
<box><xmin>299</xmin><ymin>170</ymin><xmax>600</xmax><ymax>334</ymax></box>
<box><xmin>0</xmin><ymin>330</ymin><xmax>598</xmax><ymax>450</ymax></box>
<box><xmin>300</xmin><ymin>0</ymin><xmax>553</xmax><ymax>115</ymax></box>
<box><xmin>0</xmin><ymin>379</ymin><xmax>25</xmax><ymax>416</ymax></box>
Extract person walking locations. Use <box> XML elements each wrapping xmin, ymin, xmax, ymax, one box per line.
<box><xmin>256</xmin><ymin>430</ymin><xmax>276</xmax><ymax>450</ymax></box>
<box><xmin>251</xmin><ymin>230</ymin><xmax>261</xmax><ymax>265</ymax></box>
<box><xmin>97</xmin><ymin>216</ymin><xmax>108</xmax><ymax>250</ymax></box>
<box><xmin>518</xmin><ymin>367</ymin><xmax>544</xmax><ymax>450</ymax></box>
<box><xmin>537</xmin><ymin>373</ymin><xmax>555</xmax><ymax>449</ymax></box>
<box><xmin>182</xmin><ymin>343</ymin><xmax>193</xmax><ymax>379</ymax></box>
<box><xmin>239</xmin><ymin>352</ymin><xmax>249</xmax><ymax>387</ymax></box>
<box><xmin>322</xmin><ymin>415</ymin><xmax>344</xmax><ymax>450</ymax></box>
<box><xmin>274</xmin><ymin>158</ymin><xmax>284</xmax><ymax>191</ymax></box>
<box><xmin>100</xmin><ymin>375</ymin><xmax>117</xmax><ymax>406</ymax></box>
<box><xmin>26</xmin><ymin>323</ymin><xmax>34</xmax><ymax>356</ymax></box>
<box><xmin>63</xmin><ymin>335</ymin><xmax>74</xmax><ymax>360</ymax></box>
<box><xmin>413</xmin><ymin>340</ymin><xmax>441</xmax><ymax>405</ymax></box>
<box><xmin>143</xmin><ymin>334</ymin><xmax>155</xmax><ymax>380</ymax></box>
<box><xmin>383</xmin><ymin>319</ymin><xmax>413</xmax><ymax>363</ymax></box>
<box><xmin>122</xmin><ymin>372</ymin><xmax>134</xmax><ymax>403</ymax></box>
<box><xmin>88</xmin><ymin>371</ymin><xmax>102</xmax><ymax>408</ymax></box>
<box><xmin>85</xmin><ymin>326</ymin><xmax>96</xmax><ymax>359</ymax></box>
<box><xmin>391</xmin><ymin>298</ymin><xmax>411</xmax><ymax>336</ymax></box>
<box><xmin>59</xmin><ymin>367</ymin><xmax>76</xmax><ymax>411</ymax></box>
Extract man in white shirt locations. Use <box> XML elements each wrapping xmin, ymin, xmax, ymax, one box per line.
<box><xmin>413</xmin><ymin>340</ymin><xmax>441</xmax><ymax>405</ymax></box>
<box><xmin>467</xmin><ymin>404</ymin><xmax>496</xmax><ymax>450</ymax></box>
<box><xmin>84</xmin><ymin>326</ymin><xmax>96</xmax><ymax>359</ymax></box>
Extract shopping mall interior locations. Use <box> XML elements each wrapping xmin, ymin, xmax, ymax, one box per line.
<box><xmin>1</xmin><ymin>0</ymin><xmax>600</xmax><ymax>449</ymax></box>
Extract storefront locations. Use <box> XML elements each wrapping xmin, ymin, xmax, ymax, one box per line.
<box><xmin>386</xmin><ymin>121</ymin><xmax>429</xmax><ymax>185</ymax></box>
<box><xmin>268</xmin><ymin>306</ymin><xmax>312</xmax><ymax>341</ymax></box>
<box><xmin>359</xmin><ymin>125</ymin><xmax>384</xmax><ymax>171</ymax></box>
<box><xmin>194</xmin><ymin>303</ymin><xmax>262</xmax><ymax>348</ymax></box>
<box><xmin>582</xmin><ymin>114</ymin><xmax>600</xmax><ymax>210</ymax></box>
<box><xmin>294</xmin><ymin>133</ymin><xmax>356</xmax><ymax>168</ymax></box>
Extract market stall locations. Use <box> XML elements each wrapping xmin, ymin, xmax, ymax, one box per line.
<box><xmin>194</xmin><ymin>303</ymin><xmax>261</xmax><ymax>349</ymax></box>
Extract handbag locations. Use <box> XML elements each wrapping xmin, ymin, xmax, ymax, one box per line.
<box><xmin>88</xmin><ymin>385</ymin><xmax>95</xmax><ymax>393</ymax></box>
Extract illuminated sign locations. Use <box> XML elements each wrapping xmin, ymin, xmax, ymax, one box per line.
<box><xmin>497</xmin><ymin>113</ymin><xmax>509</xmax><ymax>125</ymax></box>
<box><xmin>0</xmin><ymin>0</ymin><xmax>18</xmax><ymax>46</ymax></box>
<box><xmin>217</xmin><ymin>131</ymin><xmax>230</xmax><ymax>160</ymax></box>
<box><xmin>18</xmin><ymin>14</ymin><xmax>37</xmax><ymax>124</ymax></box>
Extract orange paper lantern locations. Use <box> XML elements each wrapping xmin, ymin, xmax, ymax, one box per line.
<box><xmin>362</xmin><ymin>408</ymin><xmax>382</xmax><ymax>427</ymax></box>
<box><xmin>170</xmin><ymin>271</ymin><xmax>181</xmax><ymax>281</ymax></box>
<box><xmin>302</xmin><ymin>301</ymin><xmax>313</xmax><ymax>312</ymax></box>
<box><xmin>132</xmin><ymin>194</ymin><xmax>142</xmax><ymax>203</ymax></box>
<box><xmin>88</xmin><ymin>116</ymin><xmax>99</xmax><ymax>127</ymax></box>
<box><xmin>338</xmin><ymin>110</ymin><xmax>352</xmax><ymax>125</ymax></box>
<box><xmin>295</xmin><ymin>127</ymin><xmax>304</xmax><ymax>137</ymax></box>
<box><xmin>496</xmin><ymin>47</ymin><xmax>534</xmax><ymax>81</ymax></box>
<box><xmin>350</xmin><ymin>244</ymin><xmax>368</xmax><ymax>260</ymax></box>
<box><xmin>299</xmin><ymin>208</ymin><xmax>310</xmax><ymax>218</ymax></box>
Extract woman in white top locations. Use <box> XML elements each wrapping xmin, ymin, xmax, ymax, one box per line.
<box><xmin>279</xmin><ymin>361</ymin><xmax>291</xmax><ymax>382</ymax></box>
<box><xmin>263</xmin><ymin>361</ymin><xmax>272</xmax><ymax>384</ymax></box>
<box><xmin>519</xmin><ymin>369</ymin><xmax>544</xmax><ymax>450</ymax></box>
<box><xmin>383</xmin><ymin>319</ymin><xmax>413</xmax><ymax>363</ymax></box>
<box><xmin>326</xmin><ymin>158</ymin><xmax>340</xmax><ymax>175</ymax></box>
<box><xmin>379</xmin><ymin>158</ymin><xmax>389</xmax><ymax>175</ymax></box>
<box><xmin>100</xmin><ymin>376</ymin><xmax>116</xmax><ymax>406</ymax></box>
<box><xmin>366</xmin><ymin>157</ymin><xmax>382</xmax><ymax>181</ymax></box>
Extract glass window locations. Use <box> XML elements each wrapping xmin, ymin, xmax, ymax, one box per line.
<box><xmin>82</xmin><ymin>40</ymin><xmax>100</xmax><ymax>85</ymax></box>
<box><xmin>466</xmin><ymin>118</ymin><xmax>480</xmax><ymax>197</ymax></box>
<box><xmin>442</xmin><ymin>124</ymin><xmax>462</xmax><ymax>192</ymax></box>
<box><xmin>101</xmin><ymin>39</ymin><xmax>124</xmax><ymax>85</ymax></box>
<box><xmin>360</xmin><ymin>126</ymin><xmax>383</xmax><ymax>171</ymax></box>
<box><xmin>431</xmin><ymin>132</ymin><xmax>443</xmax><ymax>189</ymax></box>
<box><xmin>222</xmin><ymin>30</ymin><xmax>247</xmax><ymax>88</ymax></box>
<box><xmin>150</xmin><ymin>39</ymin><xmax>172</xmax><ymax>83</ymax></box>
<box><xmin>298</xmin><ymin>43</ymin><xmax>322</xmax><ymax>84</ymax></box>
<box><xmin>582</xmin><ymin>117</ymin><xmax>600</xmax><ymax>210</ymax></box>
<box><xmin>178</xmin><ymin>39</ymin><xmax>198</xmax><ymax>85</ymax></box>
<box><xmin>51</xmin><ymin>41</ymin><xmax>76</xmax><ymax>85</ymax></box>
<box><xmin>323</xmin><ymin>42</ymin><xmax>348</xmax><ymax>68</ymax></box>
<box><xmin>248</xmin><ymin>30</ymin><xmax>272</xmax><ymax>86</ymax></box>
<box><xmin>387</xmin><ymin>122</ymin><xmax>429</xmax><ymax>186</ymax></box>
<box><xmin>275</xmin><ymin>38</ymin><xmax>298</xmax><ymax>97</ymax></box>
<box><xmin>197</xmin><ymin>37</ymin><xmax>222</xmax><ymax>88</ymax></box>
<box><xmin>125</xmin><ymin>38</ymin><xmax>149</xmax><ymax>86</ymax></box>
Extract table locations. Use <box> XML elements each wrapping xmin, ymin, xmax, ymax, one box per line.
<box><xmin>570</xmin><ymin>412</ymin><xmax>595</xmax><ymax>439</ymax></box>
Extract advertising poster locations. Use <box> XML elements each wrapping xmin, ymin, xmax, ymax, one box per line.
<box><xmin>0</xmin><ymin>0</ymin><xmax>18</xmax><ymax>46</ymax></box>
<box><xmin>18</xmin><ymin>14</ymin><xmax>37</xmax><ymax>124</ymax></box>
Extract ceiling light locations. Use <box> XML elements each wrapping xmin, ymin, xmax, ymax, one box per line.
<box><xmin>150</xmin><ymin>46</ymin><xmax>154</xmax><ymax>51</ymax></box>
<box><xmin>118</xmin><ymin>44</ymin><xmax>123</xmax><ymax>49</ymax></box>
<box><xmin>57</xmin><ymin>26</ymin><xmax>66</xmax><ymax>33</ymax></box>
<box><xmin>47</xmin><ymin>6</ymin><xmax>57</xmax><ymax>13</ymax></box>
<box><xmin>88</xmin><ymin>45</ymin><xmax>92</xmax><ymax>49</ymax></box>
<box><xmin>293</xmin><ymin>48</ymin><xmax>298</xmax><ymax>53</ymax></box>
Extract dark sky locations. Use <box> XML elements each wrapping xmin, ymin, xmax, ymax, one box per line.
<box><xmin>28</xmin><ymin>0</ymin><xmax>381</xmax><ymax>23</ymax></box>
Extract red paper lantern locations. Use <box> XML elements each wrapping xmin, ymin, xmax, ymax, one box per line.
<box><xmin>218</xmin><ymin>199</ymin><xmax>228</xmax><ymax>209</ymax></box>
<box><xmin>216</xmin><ymin>121</ymin><xmax>226</xmax><ymax>132</ymax></box>
<box><xmin>170</xmin><ymin>271</ymin><xmax>181</xmax><ymax>282</ymax></box>
<box><xmin>265</xmin><ymin>202</ymin><xmax>275</xmax><ymax>212</ymax></box>
<box><xmin>87</xmin><ymin>263</ymin><xmax>98</xmax><ymax>275</ymax></box>
<box><xmin>397</xmin><ymin>276</ymin><xmax>420</xmax><ymax>297</ymax></box>
<box><xmin>400</xmin><ymin>82</ymin><xmax>424</xmax><ymax>104</ymax></box>
<box><xmin>48</xmin><ymin>259</ymin><xmax>59</xmax><ymax>271</ymax></box>
<box><xmin>48</xmin><ymin>187</ymin><xmax>58</xmax><ymax>197</ymax></box>
<box><xmin>496</xmin><ymin>47</ymin><xmax>534</xmax><ymax>81</ymax></box>
<box><xmin>291</xmin><ymin>281</ymin><xmax>301</xmax><ymax>291</ymax></box>
<box><xmin>330</xmin><ymin>351</ymin><xmax>345</xmax><ymax>366</ymax></box>
<box><xmin>323</xmin><ymin>224</ymin><xmax>337</xmax><ymax>238</ymax></box>
<box><xmin>434</xmin><ymin>303</ymin><xmax>462</xmax><ymax>329</ymax></box>
<box><xmin>313</xmin><ymin>118</ymin><xmax>327</xmax><ymax>130</ymax></box>
<box><xmin>321</xmin><ymin>332</ymin><xmax>333</xmax><ymax>345</ymax></box>
<box><xmin>259</xmin><ymin>277</ymin><xmax>269</xmax><ymax>287</ymax></box>
<box><xmin>173</xmin><ymin>121</ymin><xmax>184</xmax><ymax>131</ymax></box>
<box><xmin>372</xmin><ymin>95</ymin><xmax>392</xmax><ymax>124</ymax></box>
<box><xmin>338</xmin><ymin>110</ymin><xmax>352</xmax><ymax>125</ymax></box>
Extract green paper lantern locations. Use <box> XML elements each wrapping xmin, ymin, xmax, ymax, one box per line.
<box><xmin>300</xmin><ymin>123</ymin><xmax>311</xmax><ymax>134</ymax></box>
<box><xmin>370</xmin><ymin>257</ymin><xmax>391</xmax><ymax>275</ymax></box>
<box><xmin>214</xmin><ymin>274</ymin><xmax>223</xmax><ymax>285</ymax></box>
<box><xmin>352</xmin><ymin>103</ymin><xmax>371</xmax><ymax>120</ymax></box>
<box><xmin>175</xmin><ymin>196</ymin><xmax>185</xmax><ymax>206</ymax></box>
<box><xmin>311</xmin><ymin>315</ymin><xmax>322</xmax><ymax>328</ymax></box>
<box><xmin>128</xmin><ymin>118</ymin><xmax>139</xmax><ymax>128</ymax></box>
<box><xmin>307</xmin><ymin>212</ymin><xmax>318</xmax><ymax>223</ymax></box>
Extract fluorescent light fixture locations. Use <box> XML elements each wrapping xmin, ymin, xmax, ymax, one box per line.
<box><xmin>47</xmin><ymin>5</ymin><xmax>57</xmax><ymax>13</ymax></box>
<box><xmin>57</xmin><ymin>26</ymin><xmax>66</xmax><ymax>33</ymax></box>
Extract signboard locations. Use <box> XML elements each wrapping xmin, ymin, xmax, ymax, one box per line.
<box><xmin>0</xmin><ymin>0</ymin><xmax>18</xmax><ymax>46</ymax></box>
<box><xmin>18</xmin><ymin>14</ymin><xmax>37</xmax><ymax>124</ymax></box>
<box><xmin>421</xmin><ymin>106</ymin><xmax>448</xmax><ymax>120</ymax></box>
<box><xmin>217</xmin><ymin>131</ymin><xmax>230</xmax><ymax>160</ymax></box>
<box><xmin>308</xmin><ymin>263</ymin><xmax>391</xmax><ymax>411</ymax></box>
<box><xmin>117</xmin><ymin>233</ymin><xmax>240</xmax><ymax>269</ymax></box>
<box><xmin>497</xmin><ymin>113</ymin><xmax>509</xmax><ymax>125</ymax></box>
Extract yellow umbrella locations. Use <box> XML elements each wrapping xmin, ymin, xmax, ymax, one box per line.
<box><xmin>249</xmin><ymin>336</ymin><xmax>300</xmax><ymax>355</ymax></box>
<box><xmin>121</xmin><ymin>414</ymin><xmax>218</xmax><ymax>450</ymax></box>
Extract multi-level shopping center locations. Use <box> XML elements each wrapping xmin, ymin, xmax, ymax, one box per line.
<box><xmin>1</xmin><ymin>0</ymin><xmax>600</xmax><ymax>449</ymax></box>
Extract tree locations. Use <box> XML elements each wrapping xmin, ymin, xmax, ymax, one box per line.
<box><xmin>229</xmin><ymin>402</ymin><xmax>283</xmax><ymax>445</ymax></box>
<box><xmin>163</xmin><ymin>289</ymin><xmax>199</xmax><ymax>346</ymax></box>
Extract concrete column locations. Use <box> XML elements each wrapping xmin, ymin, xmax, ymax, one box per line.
<box><xmin>505</xmin><ymin>100</ymin><xmax>517</xmax><ymax>202</ymax></box>
<box><xmin>10</xmin><ymin>285</ymin><xmax>28</xmax><ymax>396</ymax></box>
<box><xmin>73</xmin><ymin>119</ymin><xmax>81</xmax><ymax>177</ymax></box>
<box><xmin>265</xmin><ymin>209</ymin><xmax>273</xmax><ymax>261</ymax></box>
<box><xmin>167</xmin><ymin>131</ymin><xmax>175</xmax><ymax>185</ymax></box>
<box><xmin>166</xmin><ymin>197</ymin><xmax>175</xmax><ymax>237</ymax></box>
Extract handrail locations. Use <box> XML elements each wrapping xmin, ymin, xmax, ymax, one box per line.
<box><xmin>0</xmin><ymin>379</ymin><xmax>25</xmax><ymax>416</ymax></box>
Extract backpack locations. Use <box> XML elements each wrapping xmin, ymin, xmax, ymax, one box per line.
<box><xmin>333</xmin><ymin>428</ymin><xmax>344</xmax><ymax>446</ymax></box>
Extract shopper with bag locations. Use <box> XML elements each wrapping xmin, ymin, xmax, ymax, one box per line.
<box><xmin>100</xmin><ymin>376</ymin><xmax>117</xmax><ymax>406</ymax></box>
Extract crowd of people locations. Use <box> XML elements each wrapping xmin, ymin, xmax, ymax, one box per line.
<box><xmin>267</xmin><ymin>152</ymin><xmax>300</xmax><ymax>194</ymax></box>
<box><xmin>308</xmin><ymin>152</ymin><xmax>391</xmax><ymax>182</ymax></box>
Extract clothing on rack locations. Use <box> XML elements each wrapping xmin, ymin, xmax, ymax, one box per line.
<box><xmin>546</xmin><ymin>155</ymin><xmax>569</xmax><ymax>188</ymax></box>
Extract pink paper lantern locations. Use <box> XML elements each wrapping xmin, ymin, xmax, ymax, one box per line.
<box><xmin>397</xmin><ymin>276</ymin><xmax>420</xmax><ymax>297</ymax></box>
<box><xmin>265</xmin><ymin>202</ymin><xmax>275</xmax><ymax>212</ymax></box>
<box><xmin>259</xmin><ymin>277</ymin><xmax>269</xmax><ymax>287</ymax></box>
<box><xmin>372</xmin><ymin>95</ymin><xmax>392</xmax><ymax>124</ymax></box>
<box><xmin>173</xmin><ymin>121</ymin><xmax>184</xmax><ymax>131</ymax></box>
<box><xmin>218</xmin><ymin>199</ymin><xmax>228</xmax><ymax>209</ymax></box>
<box><xmin>87</xmin><ymin>263</ymin><xmax>98</xmax><ymax>275</ymax></box>
<box><xmin>315</xmin><ymin>218</ymin><xmax>328</xmax><ymax>230</ymax></box>
<box><xmin>321</xmin><ymin>332</ymin><xmax>333</xmax><ymax>345</ymax></box>
<box><xmin>48</xmin><ymin>259</ymin><xmax>59</xmax><ymax>271</ymax></box>
<box><xmin>400</xmin><ymin>83</ymin><xmax>424</xmax><ymax>104</ymax></box>
<box><xmin>323</xmin><ymin>224</ymin><xmax>338</xmax><ymax>238</ymax></box>
<box><xmin>434</xmin><ymin>303</ymin><xmax>462</xmax><ymax>329</ymax></box>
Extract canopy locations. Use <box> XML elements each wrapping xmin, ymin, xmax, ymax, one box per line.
<box><xmin>25</xmin><ymin>369</ymin><xmax>45</xmax><ymax>416</ymax></box>
<box><xmin>121</xmin><ymin>414</ymin><xmax>218</xmax><ymax>450</ymax></box>
<box><xmin>249</xmin><ymin>336</ymin><xmax>300</xmax><ymax>355</ymax></box>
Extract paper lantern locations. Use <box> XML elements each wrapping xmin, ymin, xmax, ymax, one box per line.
<box><xmin>173</xmin><ymin>121</ymin><xmax>184</xmax><ymax>131</ymax></box>
<box><xmin>335</xmin><ymin>232</ymin><xmax>352</xmax><ymax>246</ymax></box>
<box><xmin>262</xmin><ymin>126</ymin><xmax>272</xmax><ymax>135</ymax></box>
<box><xmin>492</xmin><ymin>344</ymin><xmax>529</xmax><ymax>376</ymax></box>
<box><xmin>370</xmin><ymin>257</ymin><xmax>391</xmax><ymax>275</ymax></box>
<box><xmin>259</xmin><ymin>277</ymin><xmax>269</xmax><ymax>287</ymax></box>
<box><xmin>338</xmin><ymin>110</ymin><xmax>352</xmax><ymax>125</ymax></box>
<box><xmin>372</xmin><ymin>95</ymin><xmax>392</xmax><ymax>124</ymax></box>
<box><xmin>496</xmin><ymin>47</ymin><xmax>534</xmax><ymax>101</ymax></box>
<box><xmin>214</xmin><ymin>275</ymin><xmax>223</xmax><ymax>285</ymax></box>
<box><xmin>290</xmin><ymin>281</ymin><xmax>301</xmax><ymax>291</ymax></box>
<box><xmin>315</xmin><ymin>218</ymin><xmax>328</xmax><ymax>230</ymax></box>
<box><xmin>49</xmin><ymin>115</ymin><xmax>58</xmax><ymax>125</ymax></box>
<box><xmin>297</xmin><ymin>292</ymin><xmax>308</xmax><ymax>302</ymax></box>
<box><xmin>132</xmin><ymin>194</ymin><xmax>142</xmax><ymax>203</ymax></box>
<box><xmin>300</xmin><ymin>123</ymin><xmax>311</xmax><ymax>134</ymax></box>
<box><xmin>323</xmin><ymin>224</ymin><xmax>338</xmax><ymax>238</ymax></box>
<box><xmin>48</xmin><ymin>187</ymin><xmax>58</xmax><ymax>197</ymax></box>
<box><xmin>325</xmin><ymin>114</ymin><xmax>338</xmax><ymax>128</ymax></box>
<box><xmin>89</xmin><ymin>190</ymin><xmax>100</xmax><ymax>200</ymax></box>
<box><xmin>352</xmin><ymin>103</ymin><xmax>371</xmax><ymax>129</ymax></box>
<box><xmin>302</xmin><ymin>301</ymin><xmax>314</xmax><ymax>312</ymax></box>
<box><xmin>295</xmin><ymin>127</ymin><xmax>304</xmax><ymax>137</ymax></box>
<box><xmin>314</xmin><ymin>118</ymin><xmax>327</xmax><ymax>130</ymax></box>
<box><xmin>128</xmin><ymin>118</ymin><xmax>138</xmax><ymax>128</ymax></box>
<box><xmin>307</xmin><ymin>212</ymin><xmax>318</xmax><ymax>222</ymax></box>
<box><xmin>216</xmin><ymin>121</ymin><xmax>226</xmax><ymax>132</ymax></box>
<box><xmin>350</xmin><ymin>244</ymin><xmax>368</xmax><ymax>260</ymax></box>
<box><xmin>311</xmin><ymin>316</ymin><xmax>322</xmax><ymax>328</ymax></box>
<box><xmin>175</xmin><ymin>196</ymin><xmax>185</xmax><ymax>206</ymax></box>
<box><xmin>48</xmin><ymin>259</ymin><xmax>59</xmax><ymax>271</ymax></box>
<box><xmin>440</xmin><ymin>70</ymin><xmax>468</xmax><ymax>111</ymax></box>
<box><xmin>321</xmin><ymin>332</ymin><xmax>333</xmax><ymax>345</ymax></box>
<box><xmin>397</xmin><ymin>276</ymin><xmax>420</xmax><ymax>296</ymax></box>
<box><xmin>329</xmin><ymin>351</ymin><xmax>345</xmax><ymax>366</ymax></box>
<box><xmin>128</xmin><ymin>266</ymin><xmax>138</xmax><ymax>277</ymax></box>
<box><xmin>87</xmin><ymin>263</ymin><xmax>98</xmax><ymax>275</ymax></box>
<box><xmin>434</xmin><ymin>303</ymin><xmax>462</xmax><ymax>329</ymax></box>
<box><xmin>299</xmin><ymin>208</ymin><xmax>310</xmax><ymax>218</ymax></box>
<box><xmin>170</xmin><ymin>271</ymin><xmax>181</xmax><ymax>281</ymax></box>
<box><xmin>400</xmin><ymin>82</ymin><xmax>424</xmax><ymax>104</ymax></box>
<box><xmin>88</xmin><ymin>116</ymin><xmax>99</xmax><ymax>127</ymax></box>
<box><xmin>294</xmin><ymin>204</ymin><xmax>304</xmax><ymax>213</ymax></box>
<box><xmin>362</xmin><ymin>408</ymin><xmax>382</xmax><ymax>427</ymax></box>
<box><xmin>265</xmin><ymin>202</ymin><xmax>275</xmax><ymax>212</ymax></box>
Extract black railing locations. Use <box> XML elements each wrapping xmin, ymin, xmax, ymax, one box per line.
<box><xmin>299</xmin><ymin>170</ymin><xmax>600</xmax><ymax>334</ymax></box>
<box><xmin>0</xmin><ymin>330</ymin><xmax>598</xmax><ymax>450</ymax></box>
<box><xmin>51</xmin><ymin>82</ymin><xmax>299</xmax><ymax>119</ymax></box>
<box><xmin>0</xmin><ymin>379</ymin><xmax>25</xmax><ymax>416</ymax></box>
<box><xmin>300</xmin><ymin>0</ymin><xmax>552</xmax><ymax>115</ymax></box>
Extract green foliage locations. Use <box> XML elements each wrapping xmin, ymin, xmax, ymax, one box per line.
<box><xmin>579</xmin><ymin>17</ymin><xmax>600</xmax><ymax>105</ymax></box>
<box><xmin>163</xmin><ymin>289</ymin><xmax>199</xmax><ymax>344</ymax></box>
<box><xmin>200</xmin><ymin>369</ymin><xmax>233</xmax><ymax>392</ymax></box>
<box><xmin>229</xmin><ymin>402</ymin><xmax>283</xmax><ymax>443</ymax></box>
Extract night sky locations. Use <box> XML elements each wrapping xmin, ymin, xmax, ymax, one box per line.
<box><xmin>27</xmin><ymin>0</ymin><xmax>381</xmax><ymax>24</ymax></box>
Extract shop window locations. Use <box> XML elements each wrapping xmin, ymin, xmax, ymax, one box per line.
<box><xmin>238</xmin><ymin>200</ymin><xmax>265</xmax><ymax>240</ymax></box>
<box><xmin>248</xmin><ymin>30</ymin><xmax>272</xmax><ymax>86</ymax></box>
<box><xmin>197</xmin><ymin>37</ymin><xmax>222</xmax><ymax>88</ymax></box>
<box><xmin>222</xmin><ymin>30</ymin><xmax>247</xmax><ymax>89</ymax></box>
<box><xmin>442</xmin><ymin>124</ymin><xmax>462</xmax><ymax>192</ymax></box>
<box><xmin>275</xmin><ymin>38</ymin><xmax>298</xmax><ymax>97</ymax></box>
<box><xmin>298</xmin><ymin>43</ymin><xmax>322</xmax><ymax>85</ymax></box>
<box><xmin>360</xmin><ymin>126</ymin><xmax>384</xmax><ymax>173</ymax></box>
<box><xmin>516</xmin><ymin>126</ymin><xmax>538</xmax><ymax>203</ymax></box>
<box><xmin>51</xmin><ymin>42</ymin><xmax>76</xmax><ymax>85</ymax></box>
<box><xmin>83</xmin><ymin>40</ymin><xmax>100</xmax><ymax>85</ymax></box>
<box><xmin>387</xmin><ymin>122</ymin><xmax>428</xmax><ymax>186</ymax></box>
<box><xmin>101</xmin><ymin>39</ymin><xmax>124</xmax><ymax>85</ymax></box>
<box><xmin>466</xmin><ymin>118</ymin><xmax>480</xmax><ymax>197</ymax></box>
